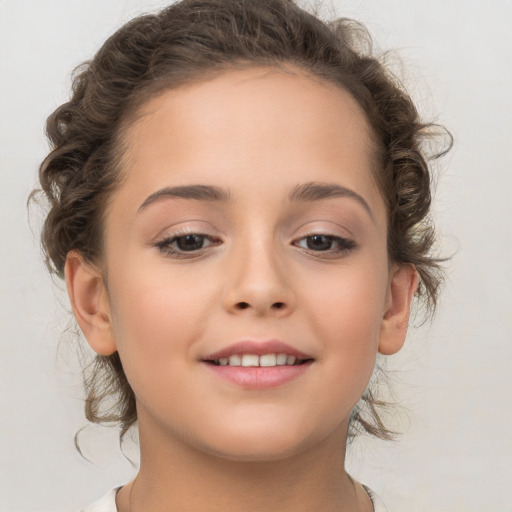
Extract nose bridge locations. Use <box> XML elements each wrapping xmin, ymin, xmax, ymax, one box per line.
<box><xmin>223</xmin><ymin>227</ymin><xmax>294</xmax><ymax>315</ymax></box>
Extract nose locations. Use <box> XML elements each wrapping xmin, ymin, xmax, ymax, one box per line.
<box><xmin>222</xmin><ymin>235</ymin><xmax>295</xmax><ymax>317</ymax></box>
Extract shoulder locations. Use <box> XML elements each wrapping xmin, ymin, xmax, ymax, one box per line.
<box><xmin>363</xmin><ymin>485</ymin><xmax>390</xmax><ymax>512</ymax></box>
<box><xmin>78</xmin><ymin>488</ymin><xmax>120</xmax><ymax>512</ymax></box>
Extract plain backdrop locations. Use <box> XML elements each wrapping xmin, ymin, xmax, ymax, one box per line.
<box><xmin>1</xmin><ymin>1</ymin><xmax>511</xmax><ymax>511</ymax></box>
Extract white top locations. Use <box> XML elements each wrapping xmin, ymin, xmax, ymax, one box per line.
<box><xmin>80</xmin><ymin>485</ymin><xmax>389</xmax><ymax>512</ymax></box>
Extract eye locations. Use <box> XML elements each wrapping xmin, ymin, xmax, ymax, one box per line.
<box><xmin>294</xmin><ymin>234</ymin><xmax>356</xmax><ymax>254</ymax></box>
<box><xmin>154</xmin><ymin>233</ymin><xmax>221</xmax><ymax>258</ymax></box>
<box><xmin>174</xmin><ymin>234</ymin><xmax>208</xmax><ymax>251</ymax></box>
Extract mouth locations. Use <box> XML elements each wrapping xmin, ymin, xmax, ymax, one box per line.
<box><xmin>201</xmin><ymin>340</ymin><xmax>314</xmax><ymax>389</ymax></box>
<box><xmin>202</xmin><ymin>339</ymin><xmax>314</xmax><ymax>366</ymax></box>
<box><xmin>205</xmin><ymin>353</ymin><xmax>312</xmax><ymax>367</ymax></box>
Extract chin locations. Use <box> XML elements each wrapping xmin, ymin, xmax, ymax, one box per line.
<box><xmin>204</xmin><ymin>438</ymin><xmax>307</xmax><ymax>463</ymax></box>
<box><xmin>194</xmin><ymin>418</ymin><xmax>330</xmax><ymax>463</ymax></box>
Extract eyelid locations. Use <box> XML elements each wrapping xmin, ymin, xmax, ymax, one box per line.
<box><xmin>149</xmin><ymin>217</ymin><xmax>225</xmax><ymax>247</ymax></box>
<box><xmin>151</xmin><ymin>219</ymin><xmax>224</xmax><ymax>257</ymax></box>
<box><xmin>290</xmin><ymin>219</ymin><xmax>358</xmax><ymax>258</ymax></box>
<box><xmin>154</xmin><ymin>232</ymin><xmax>222</xmax><ymax>259</ymax></box>
<box><xmin>293</xmin><ymin>233</ymin><xmax>356</xmax><ymax>251</ymax></box>
<box><xmin>292</xmin><ymin>219</ymin><xmax>355</xmax><ymax>239</ymax></box>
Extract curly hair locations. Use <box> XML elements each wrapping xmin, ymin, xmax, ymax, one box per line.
<box><xmin>34</xmin><ymin>0</ymin><xmax>450</xmax><ymax>442</ymax></box>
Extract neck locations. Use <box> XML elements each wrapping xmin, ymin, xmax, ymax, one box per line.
<box><xmin>117</xmin><ymin>419</ymin><xmax>372</xmax><ymax>512</ymax></box>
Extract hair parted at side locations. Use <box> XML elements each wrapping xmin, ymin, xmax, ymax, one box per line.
<box><xmin>33</xmin><ymin>0</ymin><xmax>451</xmax><ymax>442</ymax></box>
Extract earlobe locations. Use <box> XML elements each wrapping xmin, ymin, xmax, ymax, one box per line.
<box><xmin>64</xmin><ymin>251</ymin><xmax>117</xmax><ymax>356</ymax></box>
<box><xmin>378</xmin><ymin>264</ymin><xmax>419</xmax><ymax>356</ymax></box>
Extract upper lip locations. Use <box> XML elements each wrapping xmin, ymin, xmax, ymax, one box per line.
<box><xmin>202</xmin><ymin>340</ymin><xmax>313</xmax><ymax>362</ymax></box>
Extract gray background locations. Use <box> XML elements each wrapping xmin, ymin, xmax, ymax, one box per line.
<box><xmin>1</xmin><ymin>0</ymin><xmax>511</xmax><ymax>510</ymax></box>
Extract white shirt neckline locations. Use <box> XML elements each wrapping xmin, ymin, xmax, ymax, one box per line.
<box><xmin>81</xmin><ymin>484</ymin><xmax>389</xmax><ymax>512</ymax></box>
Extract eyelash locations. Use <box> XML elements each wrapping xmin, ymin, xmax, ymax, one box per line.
<box><xmin>293</xmin><ymin>234</ymin><xmax>357</xmax><ymax>256</ymax></box>
<box><xmin>154</xmin><ymin>232</ymin><xmax>356</xmax><ymax>259</ymax></box>
<box><xmin>154</xmin><ymin>232</ymin><xmax>221</xmax><ymax>258</ymax></box>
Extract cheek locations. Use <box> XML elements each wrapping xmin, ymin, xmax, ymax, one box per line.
<box><xmin>106</xmin><ymin>266</ymin><xmax>215</xmax><ymax>392</ymax></box>
<box><xmin>110</xmin><ymin>259</ymin><xmax>213</xmax><ymax>334</ymax></box>
<box><xmin>302</xmin><ymin>258</ymin><xmax>389</xmax><ymax>379</ymax></box>
<box><xmin>307</xmin><ymin>256</ymin><xmax>388</xmax><ymax>332</ymax></box>
<box><xmin>294</xmin><ymin>268</ymin><xmax>388</xmax><ymax>433</ymax></box>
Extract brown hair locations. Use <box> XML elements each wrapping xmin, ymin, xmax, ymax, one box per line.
<box><xmin>35</xmin><ymin>0</ymin><xmax>450</xmax><ymax>441</ymax></box>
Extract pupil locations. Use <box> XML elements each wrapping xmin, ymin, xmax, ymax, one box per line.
<box><xmin>307</xmin><ymin>235</ymin><xmax>331</xmax><ymax>251</ymax></box>
<box><xmin>177</xmin><ymin>234</ymin><xmax>204</xmax><ymax>251</ymax></box>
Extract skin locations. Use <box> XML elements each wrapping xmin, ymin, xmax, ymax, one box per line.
<box><xmin>66</xmin><ymin>66</ymin><xmax>418</xmax><ymax>512</ymax></box>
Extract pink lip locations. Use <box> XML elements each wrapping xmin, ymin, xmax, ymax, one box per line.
<box><xmin>203</xmin><ymin>339</ymin><xmax>312</xmax><ymax>361</ymax></box>
<box><xmin>201</xmin><ymin>340</ymin><xmax>314</xmax><ymax>389</ymax></box>
<box><xmin>204</xmin><ymin>363</ymin><xmax>312</xmax><ymax>389</ymax></box>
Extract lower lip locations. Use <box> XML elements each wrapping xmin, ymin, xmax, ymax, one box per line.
<box><xmin>203</xmin><ymin>362</ymin><xmax>313</xmax><ymax>389</ymax></box>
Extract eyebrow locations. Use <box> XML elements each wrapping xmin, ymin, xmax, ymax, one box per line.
<box><xmin>138</xmin><ymin>184</ymin><xmax>231</xmax><ymax>211</ymax></box>
<box><xmin>288</xmin><ymin>182</ymin><xmax>374</xmax><ymax>220</ymax></box>
<box><xmin>138</xmin><ymin>181</ymin><xmax>373</xmax><ymax>219</ymax></box>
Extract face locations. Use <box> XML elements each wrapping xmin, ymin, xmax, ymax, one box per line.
<box><xmin>97</xmin><ymin>66</ymin><xmax>395</xmax><ymax>461</ymax></box>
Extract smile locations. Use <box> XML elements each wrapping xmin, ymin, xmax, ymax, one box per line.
<box><xmin>209</xmin><ymin>353</ymin><xmax>306</xmax><ymax>367</ymax></box>
<box><xmin>202</xmin><ymin>340</ymin><xmax>314</xmax><ymax>389</ymax></box>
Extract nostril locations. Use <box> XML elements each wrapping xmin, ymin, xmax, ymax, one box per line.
<box><xmin>233</xmin><ymin>301</ymin><xmax>287</xmax><ymax>311</ymax></box>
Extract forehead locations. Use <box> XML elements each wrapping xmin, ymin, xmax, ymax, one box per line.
<box><xmin>121</xmin><ymin>66</ymin><xmax>376</xmax><ymax>160</ymax></box>
<box><xmin>112</xmin><ymin>65</ymin><xmax>384</xmax><ymax>221</ymax></box>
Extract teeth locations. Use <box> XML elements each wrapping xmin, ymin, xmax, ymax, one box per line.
<box><xmin>241</xmin><ymin>354</ymin><xmax>259</xmax><ymax>367</ymax></box>
<box><xmin>215</xmin><ymin>353</ymin><xmax>303</xmax><ymax>367</ymax></box>
<box><xmin>286</xmin><ymin>355</ymin><xmax>296</xmax><ymax>365</ymax></box>
<box><xmin>259</xmin><ymin>354</ymin><xmax>277</xmax><ymax>367</ymax></box>
<box><xmin>228</xmin><ymin>355</ymin><xmax>242</xmax><ymax>366</ymax></box>
<box><xmin>276</xmin><ymin>353</ymin><xmax>288</xmax><ymax>365</ymax></box>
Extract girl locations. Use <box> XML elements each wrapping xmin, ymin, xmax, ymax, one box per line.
<box><xmin>35</xmin><ymin>0</ymin><xmax>448</xmax><ymax>510</ymax></box>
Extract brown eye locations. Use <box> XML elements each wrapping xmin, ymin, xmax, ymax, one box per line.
<box><xmin>154</xmin><ymin>233</ymin><xmax>220</xmax><ymax>258</ymax></box>
<box><xmin>176</xmin><ymin>234</ymin><xmax>207</xmax><ymax>251</ymax></box>
<box><xmin>294</xmin><ymin>234</ymin><xmax>356</xmax><ymax>255</ymax></box>
<box><xmin>306</xmin><ymin>235</ymin><xmax>334</xmax><ymax>251</ymax></box>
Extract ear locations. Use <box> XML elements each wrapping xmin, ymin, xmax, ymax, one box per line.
<box><xmin>64</xmin><ymin>251</ymin><xmax>117</xmax><ymax>356</ymax></box>
<box><xmin>378</xmin><ymin>263</ymin><xmax>419</xmax><ymax>355</ymax></box>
